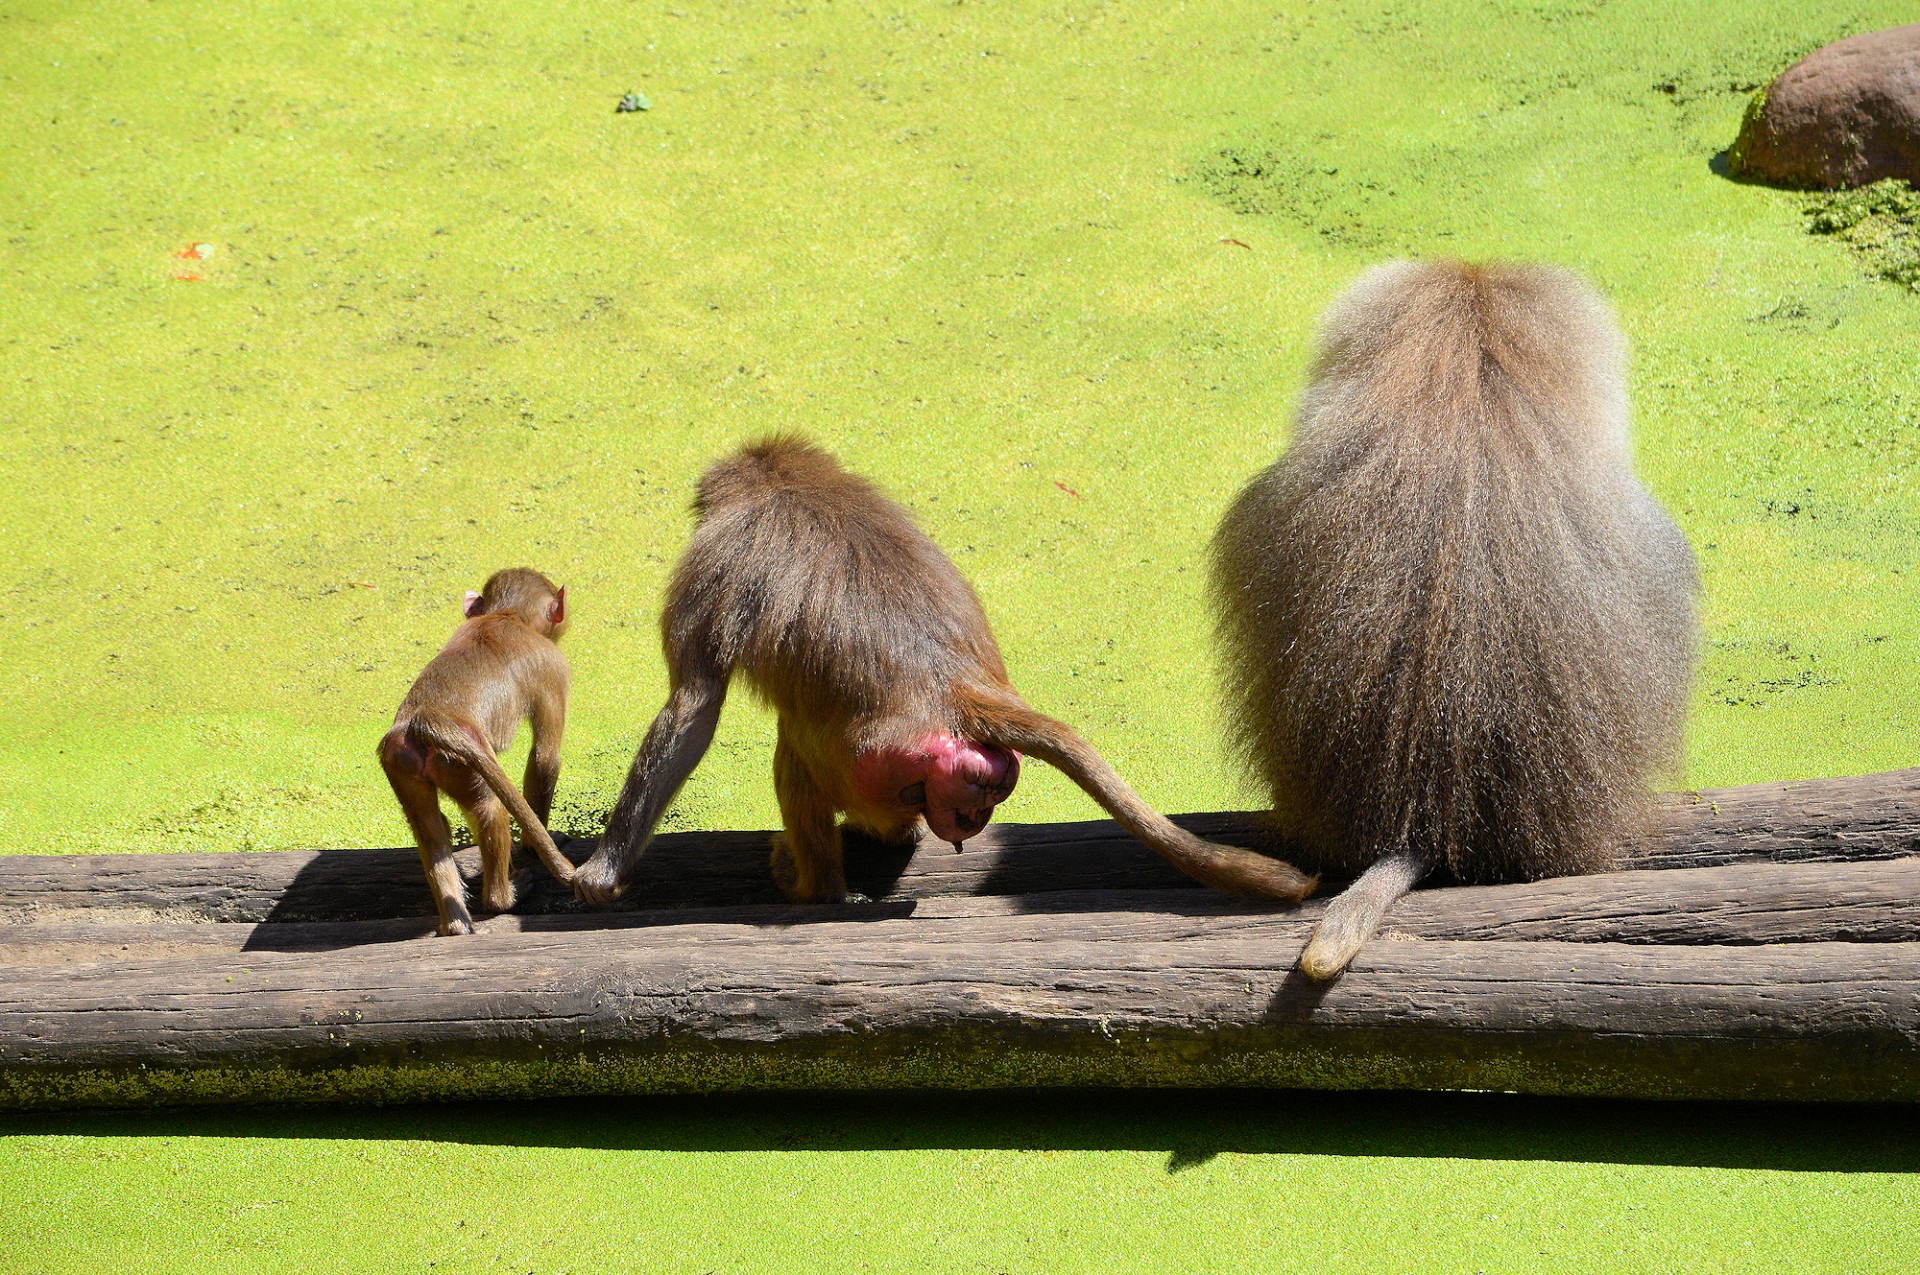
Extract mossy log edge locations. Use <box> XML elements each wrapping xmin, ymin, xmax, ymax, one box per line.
<box><xmin>2</xmin><ymin>932</ymin><xmax>1916</xmax><ymax>1109</ymax></box>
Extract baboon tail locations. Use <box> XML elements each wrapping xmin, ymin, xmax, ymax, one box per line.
<box><xmin>958</xmin><ymin>687</ymin><xmax>1316</xmax><ymax>902</ymax></box>
<box><xmin>407</xmin><ymin>709</ymin><xmax>576</xmax><ymax>885</ymax></box>
<box><xmin>1296</xmin><ymin>850</ymin><xmax>1429</xmax><ymax>980</ymax></box>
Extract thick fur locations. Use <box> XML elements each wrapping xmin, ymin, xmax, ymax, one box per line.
<box><xmin>576</xmin><ymin>435</ymin><xmax>1315</xmax><ymax>906</ymax></box>
<box><xmin>1210</xmin><ymin>260</ymin><xmax>1699</xmax><ymax>975</ymax></box>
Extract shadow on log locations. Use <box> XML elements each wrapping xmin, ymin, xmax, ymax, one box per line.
<box><xmin>0</xmin><ymin>770</ymin><xmax>1916</xmax><ymax>1108</ymax></box>
<box><xmin>3</xmin><ymin>770</ymin><xmax>1917</xmax><ymax>925</ymax></box>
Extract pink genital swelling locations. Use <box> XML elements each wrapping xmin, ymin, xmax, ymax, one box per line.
<box><xmin>850</xmin><ymin>732</ymin><xmax>1021</xmax><ymax>845</ymax></box>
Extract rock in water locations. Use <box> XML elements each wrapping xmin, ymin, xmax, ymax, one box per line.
<box><xmin>1729</xmin><ymin>25</ymin><xmax>1920</xmax><ymax>189</ymax></box>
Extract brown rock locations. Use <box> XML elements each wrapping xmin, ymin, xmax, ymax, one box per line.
<box><xmin>1729</xmin><ymin>25</ymin><xmax>1920</xmax><ymax>189</ymax></box>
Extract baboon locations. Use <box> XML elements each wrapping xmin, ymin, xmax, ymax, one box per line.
<box><xmin>573</xmin><ymin>435</ymin><xmax>1316</xmax><ymax>907</ymax></box>
<box><xmin>378</xmin><ymin>567</ymin><xmax>576</xmax><ymax>936</ymax></box>
<box><xmin>1210</xmin><ymin>260</ymin><xmax>1699</xmax><ymax>979</ymax></box>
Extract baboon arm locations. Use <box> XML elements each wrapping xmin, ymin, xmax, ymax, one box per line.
<box><xmin>771</xmin><ymin>727</ymin><xmax>851</xmax><ymax>903</ymax></box>
<box><xmin>574</xmin><ymin>673</ymin><xmax>728</xmax><ymax>905</ymax></box>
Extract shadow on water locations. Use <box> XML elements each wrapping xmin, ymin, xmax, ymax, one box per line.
<box><xmin>3</xmin><ymin>1090</ymin><xmax>1916</xmax><ymax>1176</ymax></box>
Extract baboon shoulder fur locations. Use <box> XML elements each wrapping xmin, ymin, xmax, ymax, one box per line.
<box><xmin>1210</xmin><ymin>260</ymin><xmax>1699</xmax><ymax>883</ymax></box>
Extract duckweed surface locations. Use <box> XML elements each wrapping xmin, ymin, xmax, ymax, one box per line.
<box><xmin>2</xmin><ymin>0</ymin><xmax>1917</xmax><ymax>1270</ymax></box>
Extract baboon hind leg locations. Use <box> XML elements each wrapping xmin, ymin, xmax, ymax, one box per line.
<box><xmin>428</xmin><ymin>750</ymin><xmax>509</xmax><ymax>925</ymax></box>
<box><xmin>382</xmin><ymin>751</ymin><xmax>474</xmax><ymax>937</ymax></box>
<box><xmin>463</xmin><ymin>791</ymin><xmax>519</xmax><ymax>915</ymax></box>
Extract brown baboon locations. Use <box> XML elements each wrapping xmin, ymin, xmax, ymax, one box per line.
<box><xmin>379</xmin><ymin>567</ymin><xmax>576</xmax><ymax>936</ymax></box>
<box><xmin>573</xmin><ymin>435</ymin><xmax>1316</xmax><ymax>908</ymax></box>
<box><xmin>1210</xmin><ymin>260</ymin><xmax>1699</xmax><ymax>979</ymax></box>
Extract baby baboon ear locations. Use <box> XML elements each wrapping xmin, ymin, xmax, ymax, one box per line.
<box><xmin>463</xmin><ymin>590</ymin><xmax>485</xmax><ymax>618</ymax></box>
<box><xmin>550</xmin><ymin>586</ymin><xmax>567</xmax><ymax>627</ymax></box>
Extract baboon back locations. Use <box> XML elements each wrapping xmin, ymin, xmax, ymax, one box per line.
<box><xmin>1211</xmin><ymin>261</ymin><xmax>1698</xmax><ymax>883</ymax></box>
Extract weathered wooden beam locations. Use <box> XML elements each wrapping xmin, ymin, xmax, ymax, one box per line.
<box><xmin>1384</xmin><ymin>855</ymin><xmax>1920</xmax><ymax>945</ymax></box>
<box><xmin>3</xmin><ymin>858</ymin><xmax>1917</xmax><ymax>967</ymax></box>
<box><xmin>2</xmin><ymin>770</ymin><xmax>1915</xmax><ymax>924</ymax></box>
<box><xmin>1</xmin><ymin>921</ymin><xmax>1914</xmax><ymax>1108</ymax></box>
<box><xmin>1630</xmin><ymin>768</ymin><xmax>1920</xmax><ymax>869</ymax></box>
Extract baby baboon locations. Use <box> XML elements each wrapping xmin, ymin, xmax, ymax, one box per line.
<box><xmin>573</xmin><ymin>435</ymin><xmax>1316</xmax><ymax>908</ymax></box>
<box><xmin>379</xmin><ymin>567</ymin><xmax>575</xmax><ymax>936</ymax></box>
<box><xmin>1210</xmin><ymin>260</ymin><xmax>1699</xmax><ymax>979</ymax></box>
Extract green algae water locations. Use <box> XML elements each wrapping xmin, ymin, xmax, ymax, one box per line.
<box><xmin>4</xmin><ymin>1094</ymin><xmax>1918</xmax><ymax>1273</ymax></box>
<box><xmin>2</xmin><ymin>0</ymin><xmax>1917</xmax><ymax>1269</ymax></box>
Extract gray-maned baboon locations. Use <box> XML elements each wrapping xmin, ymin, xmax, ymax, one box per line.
<box><xmin>379</xmin><ymin>567</ymin><xmax>576</xmax><ymax>936</ymax></box>
<box><xmin>572</xmin><ymin>435</ymin><xmax>1316</xmax><ymax>908</ymax></box>
<box><xmin>1210</xmin><ymin>260</ymin><xmax>1699</xmax><ymax>979</ymax></box>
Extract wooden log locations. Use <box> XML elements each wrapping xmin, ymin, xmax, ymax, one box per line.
<box><xmin>4</xmin><ymin>859</ymin><xmax>1918</xmax><ymax>967</ymax></box>
<box><xmin>2</xmin><ymin>770</ymin><xmax>1916</xmax><ymax>925</ymax></box>
<box><xmin>3</xmin><ymin>770</ymin><xmax>1915</xmax><ymax>1108</ymax></box>
<box><xmin>1629</xmin><ymin>768</ymin><xmax>1920</xmax><ymax>870</ymax></box>
<box><xmin>1</xmin><ymin>919</ymin><xmax>1914</xmax><ymax>1108</ymax></box>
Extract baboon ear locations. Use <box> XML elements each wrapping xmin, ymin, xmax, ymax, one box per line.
<box><xmin>550</xmin><ymin>586</ymin><xmax>567</xmax><ymax>626</ymax></box>
<box><xmin>464</xmin><ymin>590</ymin><xmax>485</xmax><ymax>617</ymax></box>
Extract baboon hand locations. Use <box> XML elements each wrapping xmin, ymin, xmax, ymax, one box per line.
<box><xmin>570</xmin><ymin>846</ymin><xmax>628</xmax><ymax>907</ymax></box>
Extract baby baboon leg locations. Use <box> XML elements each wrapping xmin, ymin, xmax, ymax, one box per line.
<box><xmin>468</xmin><ymin>793</ymin><xmax>518</xmax><ymax>914</ymax></box>
<box><xmin>1297</xmin><ymin>850</ymin><xmax>1429</xmax><ymax>981</ymax></box>
<box><xmin>772</xmin><ymin>731</ymin><xmax>850</xmax><ymax>903</ymax></box>
<box><xmin>382</xmin><ymin>747</ymin><xmax>474</xmax><ymax>936</ymax></box>
<box><xmin>418</xmin><ymin>838</ymin><xmax>474</xmax><ymax>937</ymax></box>
<box><xmin>432</xmin><ymin>753</ymin><xmax>499</xmax><ymax>931</ymax></box>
